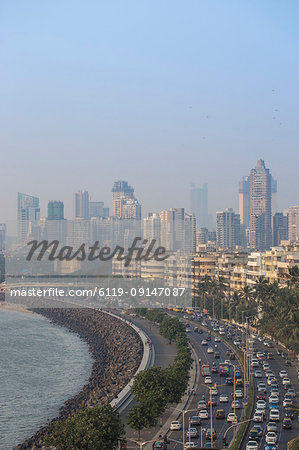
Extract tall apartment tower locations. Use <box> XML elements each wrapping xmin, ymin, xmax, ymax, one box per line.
<box><xmin>0</xmin><ymin>224</ymin><xmax>6</xmax><ymax>251</ymax></box>
<box><xmin>272</xmin><ymin>212</ymin><xmax>288</xmax><ymax>246</ymax></box>
<box><xmin>17</xmin><ymin>193</ymin><xmax>40</xmax><ymax>242</ymax></box>
<box><xmin>239</xmin><ymin>176</ymin><xmax>250</xmax><ymax>228</ymax></box>
<box><xmin>48</xmin><ymin>201</ymin><xmax>64</xmax><ymax>220</ymax></box>
<box><xmin>112</xmin><ymin>181</ymin><xmax>134</xmax><ymax>218</ymax></box>
<box><xmin>73</xmin><ymin>191</ymin><xmax>89</xmax><ymax>219</ymax></box>
<box><xmin>249</xmin><ymin>160</ymin><xmax>272</xmax><ymax>251</ymax></box>
<box><xmin>288</xmin><ymin>206</ymin><xmax>299</xmax><ymax>242</ymax></box>
<box><xmin>190</xmin><ymin>183</ymin><xmax>209</xmax><ymax>228</ymax></box>
<box><xmin>216</xmin><ymin>208</ymin><xmax>241</xmax><ymax>249</ymax></box>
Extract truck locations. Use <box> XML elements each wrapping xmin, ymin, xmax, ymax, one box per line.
<box><xmin>201</xmin><ymin>364</ymin><xmax>211</xmax><ymax>377</ymax></box>
<box><xmin>219</xmin><ymin>363</ymin><xmax>230</xmax><ymax>377</ymax></box>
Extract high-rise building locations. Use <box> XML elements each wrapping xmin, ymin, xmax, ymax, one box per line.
<box><xmin>48</xmin><ymin>201</ymin><xmax>64</xmax><ymax>220</ymax></box>
<box><xmin>190</xmin><ymin>183</ymin><xmax>209</xmax><ymax>228</ymax></box>
<box><xmin>17</xmin><ymin>193</ymin><xmax>40</xmax><ymax>242</ymax></box>
<box><xmin>249</xmin><ymin>160</ymin><xmax>272</xmax><ymax>251</ymax></box>
<box><xmin>239</xmin><ymin>176</ymin><xmax>250</xmax><ymax>228</ymax></box>
<box><xmin>273</xmin><ymin>212</ymin><xmax>288</xmax><ymax>246</ymax></box>
<box><xmin>112</xmin><ymin>181</ymin><xmax>134</xmax><ymax>218</ymax></box>
<box><xmin>143</xmin><ymin>213</ymin><xmax>161</xmax><ymax>246</ymax></box>
<box><xmin>73</xmin><ymin>191</ymin><xmax>89</xmax><ymax>219</ymax></box>
<box><xmin>122</xmin><ymin>198</ymin><xmax>142</xmax><ymax>219</ymax></box>
<box><xmin>216</xmin><ymin>208</ymin><xmax>241</xmax><ymax>249</ymax></box>
<box><xmin>89</xmin><ymin>201</ymin><xmax>104</xmax><ymax>218</ymax></box>
<box><xmin>288</xmin><ymin>206</ymin><xmax>299</xmax><ymax>242</ymax></box>
<box><xmin>0</xmin><ymin>224</ymin><xmax>6</xmax><ymax>251</ymax></box>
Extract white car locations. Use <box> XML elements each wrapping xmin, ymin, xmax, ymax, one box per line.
<box><xmin>269</xmin><ymin>409</ymin><xmax>280</xmax><ymax>421</ymax></box>
<box><xmin>201</xmin><ymin>340</ymin><xmax>207</xmax><ymax>345</ymax></box>
<box><xmin>269</xmin><ymin>395</ymin><xmax>279</xmax><ymax>404</ymax></box>
<box><xmin>256</xmin><ymin>400</ymin><xmax>266</xmax><ymax>410</ymax></box>
<box><xmin>235</xmin><ymin>390</ymin><xmax>243</xmax><ymax>398</ymax></box>
<box><xmin>266</xmin><ymin>432</ymin><xmax>277</xmax><ymax>444</ymax></box>
<box><xmin>253</xmin><ymin>411</ymin><xmax>264</xmax><ymax>422</ymax></box>
<box><xmin>184</xmin><ymin>443</ymin><xmax>196</xmax><ymax>449</ymax></box>
<box><xmin>287</xmin><ymin>388</ymin><xmax>296</xmax><ymax>397</ymax></box>
<box><xmin>170</xmin><ymin>420</ymin><xmax>182</xmax><ymax>431</ymax></box>
<box><xmin>267</xmin><ymin>422</ymin><xmax>277</xmax><ymax>432</ymax></box>
<box><xmin>283</xmin><ymin>398</ymin><xmax>293</xmax><ymax>407</ymax></box>
<box><xmin>255</xmin><ymin>370</ymin><xmax>263</xmax><ymax>378</ymax></box>
<box><xmin>279</xmin><ymin>370</ymin><xmax>287</xmax><ymax>378</ymax></box>
<box><xmin>204</xmin><ymin>376</ymin><xmax>212</xmax><ymax>384</ymax></box>
<box><xmin>198</xmin><ymin>409</ymin><xmax>209</xmax><ymax>419</ymax></box>
<box><xmin>246</xmin><ymin>442</ymin><xmax>258</xmax><ymax>450</ymax></box>
<box><xmin>231</xmin><ymin>400</ymin><xmax>241</xmax><ymax>409</ymax></box>
<box><xmin>211</xmin><ymin>386</ymin><xmax>218</xmax><ymax>395</ymax></box>
<box><xmin>282</xmin><ymin>377</ymin><xmax>291</xmax><ymax>386</ymax></box>
<box><xmin>207</xmin><ymin>347</ymin><xmax>214</xmax><ymax>353</ymax></box>
<box><xmin>219</xmin><ymin>394</ymin><xmax>229</xmax><ymax>403</ymax></box>
<box><xmin>251</xmin><ymin>359</ymin><xmax>259</xmax><ymax>367</ymax></box>
<box><xmin>257</xmin><ymin>383</ymin><xmax>267</xmax><ymax>392</ymax></box>
<box><xmin>186</xmin><ymin>427</ymin><xmax>198</xmax><ymax>438</ymax></box>
<box><xmin>227</xmin><ymin>413</ymin><xmax>237</xmax><ymax>422</ymax></box>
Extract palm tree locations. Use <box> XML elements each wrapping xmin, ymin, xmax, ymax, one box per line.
<box><xmin>283</xmin><ymin>265</ymin><xmax>299</xmax><ymax>290</ymax></box>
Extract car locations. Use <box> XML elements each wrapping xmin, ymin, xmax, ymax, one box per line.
<box><xmin>270</xmin><ymin>387</ymin><xmax>279</xmax><ymax>396</ymax></box>
<box><xmin>282</xmin><ymin>417</ymin><xmax>292</xmax><ymax>429</ymax></box>
<box><xmin>211</xmin><ymin>386</ymin><xmax>218</xmax><ymax>395</ymax></box>
<box><xmin>190</xmin><ymin>416</ymin><xmax>201</xmax><ymax>426</ymax></box>
<box><xmin>263</xmin><ymin>363</ymin><xmax>270</xmax><ymax>370</ymax></box>
<box><xmin>202</xmin><ymin>340</ymin><xmax>208</xmax><ymax>345</ymax></box>
<box><xmin>287</xmin><ymin>388</ymin><xmax>296</xmax><ymax>398</ymax></box>
<box><xmin>279</xmin><ymin>370</ymin><xmax>287</xmax><ymax>378</ymax></box>
<box><xmin>207</xmin><ymin>347</ymin><xmax>214</xmax><ymax>354</ymax></box>
<box><xmin>236</xmin><ymin>379</ymin><xmax>243</xmax><ymax>387</ymax></box>
<box><xmin>251</xmin><ymin>359</ymin><xmax>259</xmax><ymax>367</ymax></box>
<box><xmin>198</xmin><ymin>409</ymin><xmax>209</xmax><ymax>419</ymax></box>
<box><xmin>248</xmin><ymin>429</ymin><xmax>259</xmax><ymax>441</ymax></box>
<box><xmin>285</xmin><ymin>407</ymin><xmax>294</xmax><ymax>419</ymax></box>
<box><xmin>214</xmin><ymin>351</ymin><xmax>220</xmax><ymax>359</ymax></box>
<box><xmin>216</xmin><ymin>409</ymin><xmax>225</xmax><ymax>419</ymax></box>
<box><xmin>267</xmin><ymin>353</ymin><xmax>274</xmax><ymax>360</ymax></box>
<box><xmin>231</xmin><ymin>400</ymin><xmax>241</xmax><ymax>409</ymax></box>
<box><xmin>269</xmin><ymin>409</ymin><xmax>280</xmax><ymax>421</ymax></box>
<box><xmin>205</xmin><ymin>428</ymin><xmax>216</xmax><ymax>441</ymax></box>
<box><xmin>282</xmin><ymin>377</ymin><xmax>291</xmax><ymax>386</ymax></box>
<box><xmin>186</xmin><ymin>427</ymin><xmax>199</xmax><ymax>438</ymax></box>
<box><xmin>219</xmin><ymin>394</ymin><xmax>229</xmax><ymax>403</ymax></box>
<box><xmin>269</xmin><ymin>395</ymin><xmax>279</xmax><ymax>403</ymax></box>
<box><xmin>283</xmin><ymin>398</ymin><xmax>293</xmax><ymax>407</ymax></box>
<box><xmin>269</xmin><ymin>401</ymin><xmax>279</xmax><ymax>410</ymax></box>
<box><xmin>225</xmin><ymin>377</ymin><xmax>233</xmax><ymax>385</ymax></box>
<box><xmin>227</xmin><ymin>413</ymin><xmax>237</xmax><ymax>422</ymax></box>
<box><xmin>266</xmin><ymin>432</ymin><xmax>277</xmax><ymax>444</ymax></box>
<box><xmin>258</xmin><ymin>382</ymin><xmax>267</xmax><ymax>391</ymax></box>
<box><xmin>253</xmin><ymin>411</ymin><xmax>264</xmax><ymax>422</ymax></box>
<box><xmin>255</xmin><ymin>370</ymin><xmax>263</xmax><ymax>378</ymax></box>
<box><xmin>208</xmin><ymin>398</ymin><xmax>217</xmax><ymax>407</ymax></box>
<box><xmin>184</xmin><ymin>443</ymin><xmax>196</xmax><ymax>449</ymax></box>
<box><xmin>256</xmin><ymin>400</ymin><xmax>266</xmax><ymax>410</ymax></box>
<box><xmin>246</xmin><ymin>441</ymin><xmax>258</xmax><ymax>450</ymax></box>
<box><xmin>211</xmin><ymin>365</ymin><xmax>218</xmax><ymax>373</ymax></box>
<box><xmin>204</xmin><ymin>376</ymin><xmax>212</xmax><ymax>384</ymax></box>
<box><xmin>214</xmin><ymin>336</ymin><xmax>221</xmax><ymax>342</ymax></box>
<box><xmin>257</xmin><ymin>393</ymin><xmax>266</xmax><ymax>401</ymax></box>
<box><xmin>235</xmin><ymin>389</ymin><xmax>243</xmax><ymax>398</ymax></box>
<box><xmin>198</xmin><ymin>400</ymin><xmax>207</xmax><ymax>410</ymax></box>
<box><xmin>252</xmin><ymin>424</ymin><xmax>263</xmax><ymax>437</ymax></box>
<box><xmin>206</xmin><ymin>336</ymin><xmax>211</xmax><ymax>341</ymax></box>
<box><xmin>264</xmin><ymin>446</ymin><xmax>277</xmax><ymax>450</ymax></box>
<box><xmin>267</xmin><ymin>422</ymin><xmax>278</xmax><ymax>432</ymax></box>
<box><xmin>170</xmin><ymin>420</ymin><xmax>182</xmax><ymax>430</ymax></box>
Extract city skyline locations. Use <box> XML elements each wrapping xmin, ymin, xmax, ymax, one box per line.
<box><xmin>1</xmin><ymin>1</ymin><xmax>299</xmax><ymax>227</ymax></box>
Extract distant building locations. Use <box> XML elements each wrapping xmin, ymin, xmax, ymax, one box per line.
<box><xmin>216</xmin><ymin>208</ymin><xmax>241</xmax><ymax>250</ymax></box>
<box><xmin>273</xmin><ymin>212</ymin><xmax>288</xmax><ymax>246</ymax></box>
<box><xmin>239</xmin><ymin>176</ymin><xmax>250</xmax><ymax>229</ymax></box>
<box><xmin>112</xmin><ymin>181</ymin><xmax>135</xmax><ymax>219</ymax></box>
<box><xmin>0</xmin><ymin>224</ymin><xmax>6</xmax><ymax>251</ymax></box>
<box><xmin>143</xmin><ymin>213</ymin><xmax>161</xmax><ymax>246</ymax></box>
<box><xmin>73</xmin><ymin>190</ymin><xmax>89</xmax><ymax>219</ymax></box>
<box><xmin>288</xmin><ymin>206</ymin><xmax>299</xmax><ymax>242</ymax></box>
<box><xmin>249</xmin><ymin>160</ymin><xmax>272</xmax><ymax>251</ymax></box>
<box><xmin>88</xmin><ymin>201</ymin><xmax>109</xmax><ymax>218</ymax></box>
<box><xmin>190</xmin><ymin>183</ymin><xmax>210</xmax><ymax>229</ymax></box>
<box><xmin>48</xmin><ymin>201</ymin><xmax>64</xmax><ymax>220</ymax></box>
<box><xmin>17</xmin><ymin>193</ymin><xmax>40</xmax><ymax>242</ymax></box>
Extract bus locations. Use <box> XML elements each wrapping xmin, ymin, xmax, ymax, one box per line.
<box><xmin>219</xmin><ymin>363</ymin><xmax>230</xmax><ymax>377</ymax></box>
<box><xmin>201</xmin><ymin>364</ymin><xmax>211</xmax><ymax>377</ymax></box>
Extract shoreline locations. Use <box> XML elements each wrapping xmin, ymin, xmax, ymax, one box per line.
<box><xmin>13</xmin><ymin>305</ymin><xmax>143</xmax><ymax>449</ymax></box>
<box><xmin>0</xmin><ymin>303</ymin><xmax>32</xmax><ymax>314</ymax></box>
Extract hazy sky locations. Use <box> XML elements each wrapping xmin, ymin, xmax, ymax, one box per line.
<box><xmin>1</xmin><ymin>0</ymin><xmax>299</xmax><ymax>232</ymax></box>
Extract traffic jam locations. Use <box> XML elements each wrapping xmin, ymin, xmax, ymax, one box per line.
<box><xmin>165</xmin><ymin>309</ymin><xmax>298</xmax><ymax>449</ymax></box>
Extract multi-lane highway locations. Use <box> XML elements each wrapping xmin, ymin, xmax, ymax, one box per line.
<box><xmin>166</xmin><ymin>312</ymin><xmax>298</xmax><ymax>449</ymax></box>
